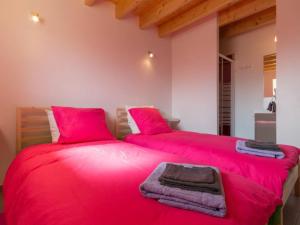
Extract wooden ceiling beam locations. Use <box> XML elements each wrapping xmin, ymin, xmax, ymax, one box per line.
<box><xmin>219</xmin><ymin>0</ymin><xmax>276</xmax><ymax>27</ymax></box>
<box><xmin>84</xmin><ymin>0</ymin><xmax>97</xmax><ymax>6</ymax></box>
<box><xmin>115</xmin><ymin>0</ymin><xmax>147</xmax><ymax>19</ymax></box>
<box><xmin>139</xmin><ymin>0</ymin><xmax>202</xmax><ymax>29</ymax></box>
<box><xmin>158</xmin><ymin>0</ymin><xmax>241</xmax><ymax>37</ymax></box>
<box><xmin>220</xmin><ymin>6</ymin><xmax>276</xmax><ymax>38</ymax></box>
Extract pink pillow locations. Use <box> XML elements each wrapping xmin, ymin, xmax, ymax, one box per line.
<box><xmin>52</xmin><ymin>106</ymin><xmax>115</xmax><ymax>144</ymax></box>
<box><xmin>128</xmin><ymin>108</ymin><xmax>172</xmax><ymax>135</ymax></box>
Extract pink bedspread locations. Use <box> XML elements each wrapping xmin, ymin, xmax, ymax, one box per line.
<box><xmin>125</xmin><ymin>131</ymin><xmax>299</xmax><ymax>198</ymax></box>
<box><xmin>4</xmin><ymin>141</ymin><xmax>280</xmax><ymax>225</ymax></box>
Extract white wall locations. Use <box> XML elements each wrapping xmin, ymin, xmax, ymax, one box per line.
<box><xmin>277</xmin><ymin>0</ymin><xmax>300</xmax><ymax>147</ymax></box>
<box><xmin>220</xmin><ymin>24</ymin><xmax>276</xmax><ymax>139</ymax></box>
<box><xmin>172</xmin><ymin>15</ymin><xmax>218</xmax><ymax>134</ymax></box>
<box><xmin>0</xmin><ymin>0</ymin><xmax>172</xmax><ymax>184</ymax></box>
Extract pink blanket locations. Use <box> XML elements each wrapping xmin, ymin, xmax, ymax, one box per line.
<box><xmin>4</xmin><ymin>141</ymin><xmax>280</xmax><ymax>225</ymax></box>
<box><xmin>125</xmin><ymin>131</ymin><xmax>299</xmax><ymax>198</ymax></box>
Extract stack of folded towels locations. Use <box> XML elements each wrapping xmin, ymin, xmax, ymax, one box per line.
<box><xmin>236</xmin><ymin>140</ymin><xmax>285</xmax><ymax>159</ymax></box>
<box><xmin>140</xmin><ymin>163</ymin><xmax>226</xmax><ymax>217</ymax></box>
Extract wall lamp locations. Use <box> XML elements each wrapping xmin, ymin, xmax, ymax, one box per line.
<box><xmin>30</xmin><ymin>12</ymin><xmax>41</xmax><ymax>23</ymax></box>
<box><xmin>148</xmin><ymin>51</ymin><xmax>155</xmax><ymax>59</ymax></box>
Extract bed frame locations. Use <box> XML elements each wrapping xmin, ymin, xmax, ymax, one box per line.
<box><xmin>115</xmin><ymin>107</ymin><xmax>300</xmax><ymax>225</ymax></box>
<box><xmin>15</xmin><ymin>107</ymin><xmax>300</xmax><ymax>225</ymax></box>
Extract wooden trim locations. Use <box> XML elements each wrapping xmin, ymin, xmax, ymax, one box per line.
<box><xmin>116</xmin><ymin>108</ymin><xmax>132</xmax><ymax>139</ymax></box>
<box><xmin>16</xmin><ymin>108</ymin><xmax>22</xmax><ymax>153</ymax></box>
<box><xmin>84</xmin><ymin>0</ymin><xmax>97</xmax><ymax>6</ymax></box>
<box><xmin>264</xmin><ymin>53</ymin><xmax>276</xmax><ymax>72</ymax></box>
<box><xmin>220</xmin><ymin>6</ymin><xmax>276</xmax><ymax>38</ymax></box>
<box><xmin>158</xmin><ymin>0</ymin><xmax>240</xmax><ymax>37</ymax></box>
<box><xmin>269</xmin><ymin>206</ymin><xmax>283</xmax><ymax>225</ymax></box>
<box><xmin>283</xmin><ymin>163</ymin><xmax>299</xmax><ymax>204</ymax></box>
<box><xmin>95</xmin><ymin>0</ymin><xmax>278</xmax><ymax>38</ymax></box>
<box><xmin>295</xmin><ymin>160</ymin><xmax>300</xmax><ymax>197</ymax></box>
<box><xmin>115</xmin><ymin>0</ymin><xmax>147</xmax><ymax>19</ymax></box>
<box><xmin>139</xmin><ymin>0</ymin><xmax>201</xmax><ymax>29</ymax></box>
<box><xmin>219</xmin><ymin>0</ymin><xmax>276</xmax><ymax>27</ymax></box>
<box><xmin>16</xmin><ymin>107</ymin><xmax>52</xmax><ymax>153</ymax></box>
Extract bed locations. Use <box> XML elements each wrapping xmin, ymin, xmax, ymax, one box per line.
<box><xmin>2</xmin><ymin>107</ymin><xmax>283</xmax><ymax>225</ymax></box>
<box><xmin>116</xmin><ymin>108</ymin><xmax>300</xmax><ymax>222</ymax></box>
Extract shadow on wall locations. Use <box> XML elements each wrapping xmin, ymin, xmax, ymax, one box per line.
<box><xmin>0</xmin><ymin>130</ymin><xmax>15</xmax><ymax>184</ymax></box>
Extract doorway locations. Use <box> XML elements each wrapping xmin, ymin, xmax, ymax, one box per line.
<box><xmin>218</xmin><ymin>54</ymin><xmax>233</xmax><ymax>136</ymax></box>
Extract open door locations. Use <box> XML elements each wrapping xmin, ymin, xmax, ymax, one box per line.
<box><xmin>219</xmin><ymin>54</ymin><xmax>233</xmax><ymax>136</ymax></box>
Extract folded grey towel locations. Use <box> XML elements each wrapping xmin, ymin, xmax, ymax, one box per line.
<box><xmin>140</xmin><ymin>163</ymin><xmax>226</xmax><ymax>217</ymax></box>
<box><xmin>159</xmin><ymin>164</ymin><xmax>221</xmax><ymax>194</ymax></box>
<box><xmin>245</xmin><ymin>140</ymin><xmax>282</xmax><ymax>151</ymax></box>
<box><xmin>160</xmin><ymin>164</ymin><xmax>215</xmax><ymax>183</ymax></box>
<box><xmin>236</xmin><ymin>140</ymin><xmax>285</xmax><ymax>159</ymax></box>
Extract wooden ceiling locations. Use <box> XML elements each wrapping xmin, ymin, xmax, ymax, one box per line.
<box><xmin>84</xmin><ymin>0</ymin><xmax>276</xmax><ymax>38</ymax></box>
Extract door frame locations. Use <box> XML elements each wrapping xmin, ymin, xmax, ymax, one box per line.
<box><xmin>218</xmin><ymin>53</ymin><xmax>235</xmax><ymax>136</ymax></box>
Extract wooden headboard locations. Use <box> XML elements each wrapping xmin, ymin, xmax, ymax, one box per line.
<box><xmin>16</xmin><ymin>107</ymin><xmax>179</xmax><ymax>151</ymax></box>
<box><xmin>16</xmin><ymin>107</ymin><xmax>130</xmax><ymax>152</ymax></box>
<box><xmin>16</xmin><ymin>107</ymin><xmax>52</xmax><ymax>153</ymax></box>
<box><xmin>115</xmin><ymin>108</ymin><xmax>132</xmax><ymax>139</ymax></box>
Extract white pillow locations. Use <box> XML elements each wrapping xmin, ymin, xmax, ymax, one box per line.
<box><xmin>125</xmin><ymin>105</ymin><xmax>154</xmax><ymax>134</ymax></box>
<box><xmin>45</xmin><ymin>109</ymin><xmax>60</xmax><ymax>143</ymax></box>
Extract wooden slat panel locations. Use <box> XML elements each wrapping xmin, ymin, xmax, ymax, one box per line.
<box><xmin>219</xmin><ymin>0</ymin><xmax>276</xmax><ymax>27</ymax></box>
<box><xmin>264</xmin><ymin>55</ymin><xmax>276</xmax><ymax>60</ymax></box>
<box><xmin>158</xmin><ymin>0</ymin><xmax>240</xmax><ymax>37</ymax></box>
<box><xmin>16</xmin><ymin>107</ymin><xmax>51</xmax><ymax>153</ymax></box>
<box><xmin>264</xmin><ymin>53</ymin><xmax>276</xmax><ymax>72</ymax></box>
<box><xmin>115</xmin><ymin>108</ymin><xmax>132</xmax><ymax>139</ymax></box>
<box><xmin>220</xmin><ymin>6</ymin><xmax>276</xmax><ymax>38</ymax></box>
<box><xmin>22</xmin><ymin>136</ymin><xmax>52</xmax><ymax>144</ymax></box>
<box><xmin>264</xmin><ymin>64</ymin><xmax>276</xmax><ymax>68</ymax></box>
<box><xmin>21</xmin><ymin>116</ymin><xmax>49</xmax><ymax>123</ymax></box>
<box><xmin>264</xmin><ymin>61</ymin><xmax>276</xmax><ymax>66</ymax></box>
<box><xmin>264</xmin><ymin>53</ymin><xmax>276</xmax><ymax>60</ymax></box>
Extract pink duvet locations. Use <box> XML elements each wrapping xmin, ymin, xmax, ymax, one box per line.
<box><xmin>4</xmin><ymin>141</ymin><xmax>280</xmax><ymax>225</ymax></box>
<box><xmin>125</xmin><ymin>131</ymin><xmax>299</xmax><ymax>198</ymax></box>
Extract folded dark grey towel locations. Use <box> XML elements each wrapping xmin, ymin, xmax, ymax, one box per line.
<box><xmin>160</xmin><ymin>163</ymin><xmax>215</xmax><ymax>184</ymax></box>
<box><xmin>140</xmin><ymin>163</ymin><xmax>227</xmax><ymax>217</ymax></box>
<box><xmin>245</xmin><ymin>140</ymin><xmax>282</xmax><ymax>152</ymax></box>
<box><xmin>159</xmin><ymin>164</ymin><xmax>221</xmax><ymax>194</ymax></box>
